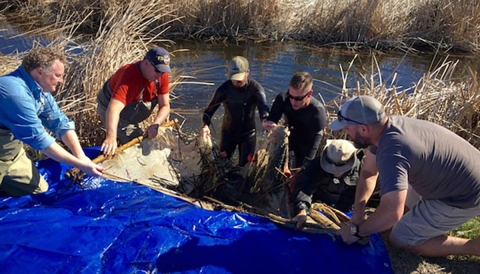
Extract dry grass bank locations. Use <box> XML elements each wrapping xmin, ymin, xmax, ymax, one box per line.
<box><xmin>2</xmin><ymin>0</ymin><xmax>480</xmax><ymax>53</ymax></box>
<box><xmin>0</xmin><ymin>0</ymin><xmax>187</xmax><ymax>147</ymax></box>
<box><xmin>322</xmin><ymin>56</ymin><xmax>480</xmax><ymax>148</ymax></box>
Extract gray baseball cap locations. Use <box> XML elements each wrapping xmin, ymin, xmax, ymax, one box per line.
<box><xmin>330</xmin><ymin>95</ymin><xmax>385</xmax><ymax>130</ymax></box>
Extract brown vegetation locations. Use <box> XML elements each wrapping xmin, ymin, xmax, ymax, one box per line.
<box><xmin>321</xmin><ymin>56</ymin><xmax>480</xmax><ymax>148</ymax></box>
<box><xmin>3</xmin><ymin>0</ymin><xmax>480</xmax><ymax>53</ymax></box>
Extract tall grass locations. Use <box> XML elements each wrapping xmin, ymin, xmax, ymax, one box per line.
<box><xmin>321</xmin><ymin>55</ymin><xmax>480</xmax><ymax>148</ymax></box>
<box><xmin>3</xmin><ymin>0</ymin><xmax>480</xmax><ymax>53</ymax></box>
<box><xmin>1</xmin><ymin>0</ymin><xmax>188</xmax><ymax>146</ymax></box>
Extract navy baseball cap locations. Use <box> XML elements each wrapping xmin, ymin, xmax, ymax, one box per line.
<box><xmin>145</xmin><ymin>47</ymin><xmax>171</xmax><ymax>73</ymax></box>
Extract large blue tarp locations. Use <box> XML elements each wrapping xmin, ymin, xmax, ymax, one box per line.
<box><xmin>0</xmin><ymin>148</ymin><xmax>392</xmax><ymax>273</ymax></box>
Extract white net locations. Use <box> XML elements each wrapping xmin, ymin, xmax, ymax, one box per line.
<box><xmin>100</xmin><ymin>125</ymin><xmax>213</xmax><ymax>191</ymax></box>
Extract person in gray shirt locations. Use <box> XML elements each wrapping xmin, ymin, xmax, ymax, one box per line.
<box><xmin>331</xmin><ymin>95</ymin><xmax>480</xmax><ymax>258</ymax></box>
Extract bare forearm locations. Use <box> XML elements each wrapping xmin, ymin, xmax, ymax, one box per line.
<box><xmin>61</xmin><ymin>130</ymin><xmax>85</xmax><ymax>158</ymax></box>
<box><xmin>353</xmin><ymin>174</ymin><xmax>377</xmax><ymax>222</ymax></box>
<box><xmin>352</xmin><ymin>150</ymin><xmax>378</xmax><ymax>224</ymax></box>
<box><xmin>105</xmin><ymin>99</ymin><xmax>125</xmax><ymax>138</ymax></box>
<box><xmin>41</xmin><ymin>142</ymin><xmax>83</xmax><ymax>168</ymax></box>
<box><xmin>357</xmin><ymin>190</ymin><xmax>405</xmax><ymax>236</ymax></box>
<box><xmin>152</xmin><ymin>104</ymin><xmax>170</xmax><ymax>125</ymax></box>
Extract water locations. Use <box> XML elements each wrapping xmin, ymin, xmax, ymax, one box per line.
<box><xmin>168</xmin><ymin>40</ymin><xmax>437</xmax><ymax>134</ymax></box>
<box><xmin>1</xmin><ymin>19</ymin><xmax>478</xmax><ymax>138</ymax></box>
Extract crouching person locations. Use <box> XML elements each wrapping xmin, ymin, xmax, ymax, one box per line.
<box><xmin>0</xmin><ymin>47</ymin><xmax>103</xmax><ymax>197</ymax></box>
<box><xmin>292</xmin><ymin>139</ymin><xmax>369</xmax><ymax>227</ymax></box>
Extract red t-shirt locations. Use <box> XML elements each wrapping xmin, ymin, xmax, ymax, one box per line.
<box><xmin>109</xmin><ymin>62</ymin><xmax>169</xmax><ymax>105</ymax></box>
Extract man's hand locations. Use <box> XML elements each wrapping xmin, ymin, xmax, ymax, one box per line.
<box><xmin>262</xmin><ymin>119</ymin><xmax>276</xmax><ymax>131</ymax></box>
<box><xmin>336</xmin><ymin>223</ymin><xmax>361</xmax><ymax>244</ymax></box>
<box><xmin>291</xmin><ymin>209</ymin><xmax>307</xmax><ymax>230</ymax></box>
<box><xmin>147</xmin><ymin>123</ymin><xmax>160</xmax><ymax>139</ymax></box>
<box><xmin>78</xmin><ymin>158</ymin><xmax>103</xmax><ymax>176</ymax></box>
<box><xmin>101</xmin><ymin>135</ymin><xmax>117</xmax><ymax>157</ymax></box>
<box><xmin>200</xmin><ymin>125</ymin><xmax>210</xmax><ymax>137</ymax></box>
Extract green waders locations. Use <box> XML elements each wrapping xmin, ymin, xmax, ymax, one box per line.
<box><xmin>0</xmin><ymin>128</ymin><xmax>48</xmax><ymax>196</ymax></box>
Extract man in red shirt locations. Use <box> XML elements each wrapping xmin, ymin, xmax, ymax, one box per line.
<box><xmin>97</xmin><ymin>47</ymin><xmax>171</xmax><ymax>156</ymax></box>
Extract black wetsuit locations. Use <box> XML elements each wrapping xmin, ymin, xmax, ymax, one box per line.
<box><xmin>268</xmin><ymin>92</ymin><xmax>327</xmax><ymax>167</ymax></box>
<box><xmin>203</xmin><ymin>79</ymin><xmax>269</xmax><ymax>166</ymax></box>
<box><xmin>294</xmin><ymin>150</ymin><xmax>364</xmax><ymax>213</ymax></box>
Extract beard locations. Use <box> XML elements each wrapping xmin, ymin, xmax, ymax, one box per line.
<box><xmin>353</xmin><ymin>140</ymin><xmax>369</xmax><ymax>149</ymax></box>
<box><xmin>351</xmin><ymin>132</ymin><xmax>369</xmax><ymax>149</ymax></box>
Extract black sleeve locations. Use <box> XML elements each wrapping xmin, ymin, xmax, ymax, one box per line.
<box><xmin>254</xmin><ymin>84</ymin><xmax>269</xmax><ymax>121</ymax></box>
<box><xmin>202</xmin><ymin>83</ymin><xmax>227</xmax><ymax>126</ymax></box>
<box><xmin>268</xmin><ymin>92</ymin><xmax>286</xmax><ymax>123</ymax></box>
<box><xmin>305</xmin><ymin>104</ymin><xmax>328</xmax><ymax>160</ymax></box>
<box><xmin>293</xmin><ymin>157</ymin><xmax>325</xmax><ymax>212</ymax></box>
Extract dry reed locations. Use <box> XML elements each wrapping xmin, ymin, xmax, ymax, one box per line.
<box><xmin>322</xmin><ymin>55</ymin><xmax>480</xmax><ymax>148</ymax></box>
<box><xmin>3</xmin><ymin>0</ymin><xmax>480</xmax><ymax>53</ymax></box>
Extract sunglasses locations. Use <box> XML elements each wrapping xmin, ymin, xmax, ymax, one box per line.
<box><xmin>337</xmin><ymin>110</ymin><xmax>363</xmax><ymax>125</ymax></box>
<box><xmin>286</xmin><ymin>91</ymin><xmax>310</xmax><ymax>101</ymax></box>
<box><xmin>148</xmin><ymin>59</ymin><xmax>162</xmax><ymax>74</ymax></box>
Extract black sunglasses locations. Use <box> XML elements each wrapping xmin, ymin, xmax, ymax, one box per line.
<box><xmin>287</xmin><ymin>91</ymin><xmax>310</xmax><ymax>101</ymax></box>
<box><xmin>148</xmin><ymin>59</ymin><xmax>162</xmax><ymax>73</ymax></box>
<box><xmin>337</xmin><ymin>110</ymin><xmax>363</xmax><ymax>125</ymax></box>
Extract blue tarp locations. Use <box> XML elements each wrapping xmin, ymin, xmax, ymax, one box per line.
<box><xmin>0</xmin><ymin>148</ymin><xmax>392</xmax><ymax>273</ymax></box>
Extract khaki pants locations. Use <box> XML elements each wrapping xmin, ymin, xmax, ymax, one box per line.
<box><xmin>0</xmin><ymin>148</ymin><xmax>48</xmax><ymax>197</ymax></box>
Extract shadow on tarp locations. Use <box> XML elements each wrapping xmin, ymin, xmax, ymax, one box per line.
<box><xmin>0</xmin><ymin>148</ymin><xmax>392</xmax><ymax>273</ymax></box>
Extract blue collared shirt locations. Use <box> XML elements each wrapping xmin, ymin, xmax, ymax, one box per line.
<box><xmin>0</xmin><ymin>66</ymin><xmax>75</xmax><ymax>151</ymax></box>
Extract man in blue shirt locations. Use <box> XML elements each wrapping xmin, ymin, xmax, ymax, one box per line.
<box><xmin>0</xmin><ymin>47</ymin><xmax>103</xmax><ymax>196</ymax></box>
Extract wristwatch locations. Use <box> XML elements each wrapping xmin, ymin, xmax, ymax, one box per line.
<box><xmin>350</xmin><ymin>224</ymin><xmax>363</xmax><ymax>238</ymax></box>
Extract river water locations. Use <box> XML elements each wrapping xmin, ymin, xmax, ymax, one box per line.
<box><xmin>1</xmin><ymin>19</ymin><xmax>479</xmax><ymax>137</ymax></box>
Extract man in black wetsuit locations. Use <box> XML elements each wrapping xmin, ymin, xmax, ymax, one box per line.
<box><xmin>200</xmin><ymin>56</ymin><xmax>269</xmax><ymax>167</ymax></box>
<box><xmin>262</xmin><ymin>71</ymin><xmax>327</xmax><ymax>168</ymax></box>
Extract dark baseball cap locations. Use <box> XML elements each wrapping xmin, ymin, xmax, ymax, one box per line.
<box><xmin>145</xmin><ymin>47</ymin><xmax>171</xmax><ymax>73</ymax></box>
<box><xmin>330</xmin><ymin>95</ymin><xmax>385</xmax><ymax>130</ymax></box>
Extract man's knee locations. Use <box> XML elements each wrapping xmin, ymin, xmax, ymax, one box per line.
<box><xmin>32</xmin><ymin>179</ymin><xmax>49</xmax><ymax>194</ymax></box>
<box><xmin>389</xmin><ymin>229</ymin><xmax>424</xmax><ymax>255</ymax></box>
<box><xmin>389</xmin><ymin>231</ymin><xmax>407</xmax><ymax>248</ymax></box>
<box><xmin>2</xmin><ymin>151</ymin><xmax>50</xmax><ymax>196</ymax></box>
<box><xmin>2</xmin><ymin>180</ymin><xmax>48</xmax><ymax>197</ymax></box>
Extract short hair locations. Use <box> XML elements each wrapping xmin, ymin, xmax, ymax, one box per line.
<box><xmin>289</xmin><ymin>71</ymin><xmax>313</xmax><ymax>92</ymax></box>
<box><xmin>22</xmin><ymin>47</ymin><xmax>66</xmax><ymax>72</ymax></box>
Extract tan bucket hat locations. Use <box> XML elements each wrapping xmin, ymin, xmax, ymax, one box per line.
<box><xmin>320</xmin><ymin>139</ymin><xmax>358</xmax><ymax>175</ymax></box>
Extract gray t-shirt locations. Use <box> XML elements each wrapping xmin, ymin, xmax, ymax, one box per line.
<box><xmin>372</xmin><ymin>116</ymin><xmax>480</xmax><ymax>208</ymax></box>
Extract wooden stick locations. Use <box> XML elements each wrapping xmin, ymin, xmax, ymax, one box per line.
<box><xmin>92</xmin><ymin>118</ymin><xmax>178</xmax><ymax>164</ymax></box>
<box><xmin>66</xmin><ymin>119</ymin><xmax>178</xmax><ymax>180</ymax></box>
